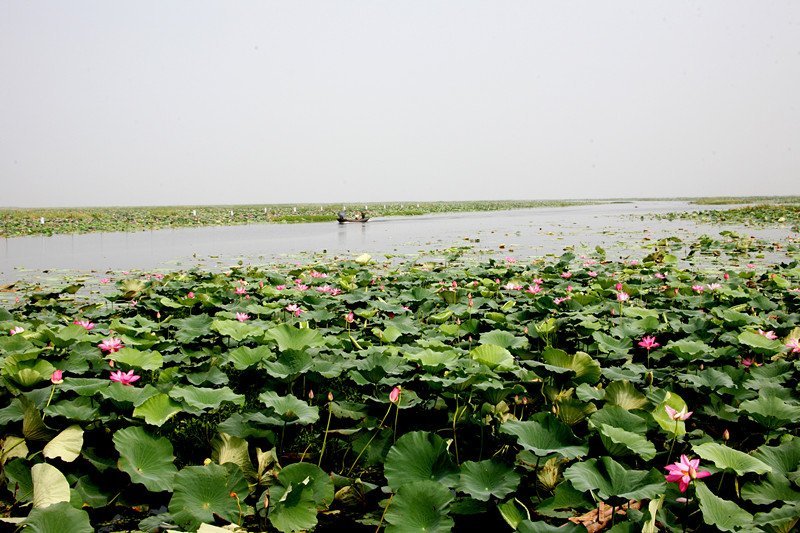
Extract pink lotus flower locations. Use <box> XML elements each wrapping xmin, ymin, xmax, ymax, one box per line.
<box><xmin>615</xmin><ymin>283</ymin><xmax>623</xmax><ymax>291</ymax></box>
<box><xmin>389</xmin><ymin>386</ymin><xmax>402</xmax><ymax>403</ymax></box>
<box><xmin>741</xmin><ymin>357</ymin><xmax>760</xmax><ymax>368</ymax></box>
<box><xmin>109</xmin><ymin>369</ymin><xmax>140</xmax><ymax>386</ymax></box>
<box><xmin>235</xmin><ymin>312</ymin><xmax>250</xmax><ymax>322</ymax></box>
<box><xmin>505</xmin><ymin>256</ymin><xmax>517</xmax><ymax>264</ymax></box>
<box><xmin>706</xmin><ymin>283</ymin><xmax>722</xmax><ymax>291</ymax></box>
<box><xmin>654</xmin><ymin>272</ymin><xmax>666</xmax><ymax>280</ymax></box>
<box><xmin>758</xmin><ymin>329</ymin><xmax>778</xmax><ymax>340</ymax></box>
<box><xmin>691</xmin><ymin>285</ymin><xmax>705</xmax><ymax>293</ymax></box>
<box><xmin>345</xmin><ymin>312</ymin><xmax>355</xmax><ymax>324</ymax></box>
<box><xmin>187</xmin><ymin>291</ymin><xmax>195</xmax><ymax>299</ymax></box>
<box><xmin>665</xmin><ymin>455</ymin><xmax>711</xmax><ymax>492</ymax></box>
<box><xmin>235</xmin><ymin>286</ymin><xmax>247</xmax><ymax>295</ymax></box>
<box><xmin>561</xmin><ymin>271</ymin><xmax>572</xmax><ymax>279</ymax></box>
<box><xmin>746</xmin><ymin>263</ymin><xmax>755</xmax><ymax>269</ymax></box>
<box><xmin>532</xmin><ymin>278</ymin><xmax>543</xmax><ymax>285</ymax></box>
<box><xmin>616</xmin><ymin>291</ymin><xmax>629</xmax><ymax>302</ymax></box>
<box><xmin>310</xmin><ymin>270</ymin><xmax>328</xmax><ymax>278</ymax></box>
<box><xmin>786</xmin><ymin>339</ymin><xmax>800</xmax><ymax>353</ymax></box>
<box><xmin>99</xmin><ymin>337</ymin><xmax>124</xmax><ymax>353</ymax></box>
<box><xmin>316</xmin><ymin>285</ymin><xmax>333</xmax><ymax>294</ymax></box>
<box><xmin>723</xmin><ymin>272</ymin><xmax>730</xmax><ymax>280</ymax></box>
<box><xmin>554</xmin><ymin>295</ymin><xmax>571</xmax><ymax>305</ymax></box>
<box><xmin>9</xmin><ymin>326</ymin><xmax>24</xmax><ymax>335</ymax></box>
<box><xmin>526</xmin><ymin>284</ymin><xmax>542</xmax><ymax>294</ymax></box>
<box><xmin>587</xmin><ymin>271</ymin><xmax>598</xmax><ymax>278</ymax></box>
<box><xmin>51</xmin><ymin>370</ymin><xmax>64</xmax><ymax>384</ymax></box>
<box><xmin>665</xmin><ymin>405</ymin><xmax>693</xmax><ymax>421</ymax></box>
<box><xmin>73</xmin><ymin>320</ymin><xmax>95</xmax><ymax>331</ymax></box>
<box><xmin>286</xmin><ymin>304</ymin><xmax>302</xmax><ymax>317</ymax></box>
<box><xmin>638</xmin><ymin>336</ymin><xmax>660</xmax><ymax>350</ymax></box>
<box><xmin>100</xmin><ymin>278</ymin><xmax>111</xmax><ymax>284</ymax></box>
<box><xmin>504</xmin><ymin>282</ymin><xmax>522</xmax><ymax>290</ymax></box>
<box><xmin>275</xmin><ymin>285</ymin><xmax>286</xmax><ymax>290</ymax></box>
<box><xmin>329</xmin><ymin>288</ymin><xmax>342</xmax><ymax>296</ymax></box>
<box><xmin>630</xmin><ymin>260</ymin><xmax>639</xmax><ymax>266</ymax></box>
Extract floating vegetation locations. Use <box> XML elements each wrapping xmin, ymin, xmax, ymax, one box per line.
<box><xmin>651</xmin><ymin>204</ymin><xmax>800</xmax><ymax>230</ymax></box>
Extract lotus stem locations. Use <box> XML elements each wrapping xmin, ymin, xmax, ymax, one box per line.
<box><xmin>318</xmin><ymin>400</ymin><xmax>333</xmax><ymax>467</ymax></box>
<box><xmin>666</xmin><ymin>420</ymin><xmax>679</xmax><ymax>464</ymax></box>
<box><xmin>392</xmin><ymin>400</ymin><xmax>400</xmax><ymax>443</ymax></box>
<box><xmin>346</xmin><ymin>403</ymin><xmax>393</xmax><ymax>476</ymax></box>
<box><xmin>453</xmin><ymin>396</ymin><xmax>460</xmax><ymax>464</ymax></box>
<box><xmin>375</xmin><ymin>493</ymin><xmax>394</xmax><ymax>533</ymax></box>
<box><xmin>41</xmin><ymin>384</ymin><xmax>56</xmax><ymax>422</ymax></box>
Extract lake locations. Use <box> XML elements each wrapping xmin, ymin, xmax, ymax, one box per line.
<box><xmin>0</xmin><ymin>201</ymin><xmax>792</xmax><ymax>283</ymax></box>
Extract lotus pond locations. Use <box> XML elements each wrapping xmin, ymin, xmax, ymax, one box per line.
<box><xmin>1</xmin><ymin>235</ymin><xmax>799</xmax><ymax>532</ymax></box>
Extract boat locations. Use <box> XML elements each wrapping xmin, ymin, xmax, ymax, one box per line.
<box><xmin>338</xmin><ymin>217</ymin><xmax>370</xmax><ymax>224</ymax></box>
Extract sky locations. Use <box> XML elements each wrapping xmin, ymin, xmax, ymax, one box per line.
<box><xmin>1</xmin><ymin>1</ymin><xmax>799</xmax><ymax>207</ymax></box>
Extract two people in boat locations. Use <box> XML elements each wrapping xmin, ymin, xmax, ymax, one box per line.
<box><xmin>337</xmin><ymin>209</ymin><xmax>368</xmax><ymax>222</ymax></box>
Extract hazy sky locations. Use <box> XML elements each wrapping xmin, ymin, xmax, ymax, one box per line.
<box><xmin>1</xmin><ymin>1</ymin><xmax>799</xmax><ymax>207</ymax></box>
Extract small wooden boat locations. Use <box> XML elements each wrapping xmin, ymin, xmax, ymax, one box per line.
<box><xmin>338</xmin><ymin>217</ymin><xmax>370</xmax><ymax>224</ymax></box>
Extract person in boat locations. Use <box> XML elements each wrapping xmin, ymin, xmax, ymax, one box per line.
<box><xmin>337</xmin><ymin>209</ymin><xmax>347</xmax><ymax>222</ymax></box>
<box><xmin>357</xmin><ymin>210</ymin><xmax>367</xmax><ymax>220</ymax></box>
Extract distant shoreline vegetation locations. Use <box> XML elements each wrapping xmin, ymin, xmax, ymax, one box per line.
<box><xmin>1</xmin><ymin>197</ymin><xmax>798</xmax><ymax>238</ymax></box>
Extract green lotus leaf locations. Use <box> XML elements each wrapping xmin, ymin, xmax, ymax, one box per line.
<box><xmin>276</xmin><ymin>462</ymin><xmax>334</xmax><ymax>509</ymax></box>
<box><xmin>665</xmin><ymin>339</ymin><xmax>713</xmax><ymax>360</ymax></box>
<box><xmin>58</xmin><ymin>378</ymin><xmax>109</xmax><ymax>396</ymax></box>
<box><xmin>268</xmin><ymin>479</ymin><xmax>318</xmax><ymax>533</ymax></box>
<box><xmin>4</xmin><ymin>458</ymin><xmax>33</xmax><ymax>502</ymax></box>
<box><xmin>406</xmin><ymin>348</ymin><xmax>461</xmax><ymax>368</ymax></box>
<box><xmin>224</xmin><ymin>345</ymin><xmax>272</xmax><ymax>370</ymax></box>
<box><xmin>542</xmin><ymin>348</ymin><xmax>601</xmax><ymax>384</ymax></box>
<box><xmin>385</xmin><ymin>480</ymin><xmax>454</xmax><ymax>533</ymax></box>
<box><xmin>479</xmin><ymin>330</ymin><xmax>528</xmax><ymax>350</ymax></box>
<box><xmin>592</xmin><ymin>331</ymin><xmax>631</xmax><ymax>356</ymax></box>
<box><xmin>604</xmin><ymin>380</ymin><xmax>648</xmax><ymax>411</ymax></box>
<box><xmin>211</xmin><ymin>319</ymin><xmax>262</xmax><ymax>342</ymax></box>
<box><xmin>554</xmin><ymin>397</ymin><xmax>597</xmax><ymax>426</ymax></box>
<box><xmin>107</xmin><ymin>348</ymin><xmax>163</xmax><ymax>370</ymax></box>
<box><xmin>169</xmin><ymin>463</ymin><xmax>249</xmax><ymax>531</ymax></box>
<box><xmin>263</xmin><ymin>351</ymin><xmax>314</xmax><ymax>379</ymax></box>
<box><xmin>517</xmin><ymin>520</ymin><xmax>582</xmax><ymax>533</ymax></box>
<box><xmin>53</xmin><ymin>324</ymin><xmax>90</xmax><ymax>347</ymax></box>
<box><xmin>1</xmin><ymin>435</ymin><xmax>27</xmax><ymax>465</ymax></box>
<box><xmin>132</xmin><ymin>393</ymin><xmax>183</xmax><ymax>427</ymax></box>
<box><xmin>500</xmin><ymin>413</ymin><xmax>588</xmax><ymax>459</ymax></box>
<box><xmin>678</xmin><ymin>368</ymin><xmax>735</xmax><ymax>390</ymax></box>
<box><xmin>693</xmin><ymin>442</ymin><xmax>772</xmax><ymax>476</ymax></box>
<box><xmin>172</xmin><ymin>314</ymin><xmax>213</xmax><ymax>343</ymax></box>
<box><xmin>695</xmin><ymin>482</ymin><xmax>754</xmax><ymax>532</ymax></box>
<box><xmin>741</xmin><ymin>473</ymin><xmax>800</xmax><ymax>505</ymax></box>
<box><xmin>470</xmin><ymin>344</ymin><xmax>515</xmax><ymax>370</ymax></box>
<box><xmin>266</xmin><ymin>324</ymin><xmax>324</xmax><ymax>351</ymax></box>
<box><xmin>739</xmin><ymin>394</ymin><xmax>800</xmax><ymax>428</ymax></box>
<box><xmin>211</xmin><ymin>432</ymin><xmax>255</xmax><ymax>480</ymax></box>
<box><xmin>101</xmin><ymin>383</ymin><xmax>159</xmax><ymax>406</ymax></box>
<box><xmin>563</xmin><ymin>457</ymin><xmax>665</xmax><ymax>501</ymax></box>
<box><xmin>73</xmin><ymin>476</ymin><xmax>109</xmax><ymax>508</ymax></box>
<box><xmin>113</xmin><ymin>426</ymin><xmax>177</xmax><ymax>492</ymax></box>
<box><xmin>456</xmin><ymin>460</ymin><xmax>520</xmax><ymax>501</ymax></box>
<box><xmin>738</xmin><ymin>330</ymin><xmax>784</xmax><ymax>353</ymax></box>
<box><xmin>384</xmin><ymin>431</ymin><xmax>459</xmax><ymax>490</ymax></box>
<box><xmin>752</xmin><ymin>437</ymin><xmax>800</xmax><ymax>477</ymax></box>
<box><xmin>31</xmin><ymin>463</ymin><xmax>70</xmax><ymax>508</ymax></box>
<box><xmin>752</xmin><ymin>503</ymin><xmax>800</xmax><ymax>530</ymax></box>
<box><xmin>22</xmin><ymin>501</ymin><xmax>92</xmax><ymax>533</ymax></box>
<box><xmin>42</xmin><ymin>425</ymin><xmax>83</xmax><ymax>462</ymax></box>
<box><xmin>4</xmin><ymin>356</ymin><xmax>56</xmax><ymax>387</ymax></box>
<box><xmin>259</xmin><ymin>391</ymin><xmax>319</xmax><ymax>425</ymax></box>
<box><xmin>169</xmin><ymin>386</ymin><xmax>244</xmax><ymax>413</ymax></box>
<box><xmin>598</xmin><ymin>424</ymin><xmax>656</xmax><ymax>460</ymax></box>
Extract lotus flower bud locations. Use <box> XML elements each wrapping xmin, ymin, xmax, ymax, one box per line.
<box><xmin>308</xmin><ymin>389</ymin><xmax>314</xmax><ymax>400</ymax></box>
<box><xmin>537</xmin><ymin>457</ymin><xmax>565</xmax><ymax>491</ymax></box>
<box><xmin>203</xmin><ymin>458</ymin><xmax>212</xmax><ymax>465</ymax></box>
<box><xmin>389</xmin><ymin>386</ymin><xmax>401</xmax><ymax>404</ymax></box>
<box><xmin>327</xmin><ymin>391</ymin><xmax>334</xmax><ymax>402</ymax></box>
<box><xmin>645</xmin><ymin>371</ymin><xmax>654</xmax><ymax>386</ymax></box>
<box><xmin>723</xmin><ymin>429</ymin><xmax>730</xmax><ymax>441</ymax></box>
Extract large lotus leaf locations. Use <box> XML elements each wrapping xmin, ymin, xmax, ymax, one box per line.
<box><xmin>4</xmin><ymin>458</ymin><xmax>33</xmax><ymax>502</ymax></box>
<box><xmin>101</xmin><ymin>383</ymin><xmax>159</xmax><ymax>406</ymax></box>
<box><xmin>172</xmin><ymin>314</ymin><xmax>213</xmax><ymax>343</ymax></box>
<box><xmin>42</xmin><ymin>425</ymin><xmax>83</xmax><ymax>462</ymax></box>
<box><xmin>263</xmin><ymin>351</ymin><xmax>314</xmax><ymax>379</ymax></box>
<box><xmin>604</xmin><ymin>380</ymin><xmax>648</xmax><ymax>410</ymax></box>
<box><xmin>739</xmin><ymin>394</ymin><xmax>800</xmax><ymax>428</ymax></box>
<box><xmin>58</xmin><ymin>378</ymin><xmax>109</xmax><ymax>396</ymax></box>
<box><xmin>169</xmin><ymin>463</ymin><xmax>249</xmax><ymax>531</ymax></box>
<box><xmin>592</xmin><ymin>331</ymin><xmax>631</xmax><ymax>356</ymax></box>
<box><xmin>5</xmin><ymin>357</ymin><xmax>56</xmax><ymax>387</ymax></box>
<box><xmin>385</xmin><ymin>480</ymin><xmax>454</xmax><ymax>533</ymax></box>
<box><xmin>132</xmin><ymin>393</ymin><xmax>183</xmax><ymax>427</ymax></box>
<box><xmin>554</xmin><ymin>397</ymin><xmax>597</xmax><ymax>426</ymax></box>
<box><xmin>652</xmin><ymin>391</ymin><xmax>690</xmax><ymax>436</ymax></box>
<box><xmin>268</xmin><ymin>478</ymin><xmax>318</xmax><ymax>533</ymax></box>
<box><xmin>598</xmin><ymin>424</ymin><xmax>656</xmax><ymax>460</ymax></box>
<box><xmin>276</xmin><ymin>462</ymin><xmax>334</xmax><ymax>509</ymax></box>
<box><xmin>225</xmin><ymin>346</ymin><xmax>272</xmax><ymax>370</ymax></box>
<box><xmin>113</xmin><ymin>426</ymin><xmax>177</xmax><ymax>492</ymax></box>
<box><xmin>406</xmin><ymin>348</ymin><xmax>461</xmax><ymax>368</ymax></box>
<box><xmin>589</xmin><ymin>406</ymin><xmax>647</xmax><ymax>434</ymax></box>
<box><xmin>212</xmin><ymin>319</ymin><xmax>262</xmax><ymax>342</ymax></box>
<box><xmin>31</xmin><ymin>463</ymin><xmax>70</xmax><ymax>508</ymax></box>
<box><xmin>266</xmin><ymin>324</ymin><xmax>324</xmax><ymax>351</ymax></box>
<box><xmin>741</xmin><ymin>473</ymin><xmax>800</xmax><ymax>505</ymax></box>
<box><xmin>22</xmin><ymin>501</ymin><xmax>93</xmax><ymax>533</ymax></box>
<box><xmin>678</xmin><ymin>368</ymin><xmax>735</xmax><ymax>390</ymax></box>
<box><xmin>457</xmin><ymin>460</ymin><xmax>520</xmax><ymax>501</ymax></box>
<box><xmin>107</xmin><ymin>348</ymin><xmax>163</xmax><ymax>370</ymax></box>
<box><xmin>665</xmin><ymin>339</ymin><xmax>713</xmax><ymax>360</ymax></box>
<box><xmin>693</xmin><ymin>443</ymin><xmax>772</xmax><ymax>476</ymax></box>
<box><xmin>752</xmin><ymin>503</ymin><xmax>800</xmax><ymax>530</ymax></box>
<box><xmin>752</xmin><ymin>438</ymin><xmax>800</xmax><ymax>477</ymax></box>
<box><xmin>479</xmin><ymin>330</ymin><xmax>528</xmax><ymax>350</ymax></box>
<box><xmin>22</xmin><ymin>397</ymin><xmax>51</xmax><ymax>442</ymax></box>
<box><xmin>738</xmin><ymin>331</ymin><xmax>784</xmax><ymax>353</ymax></box>
<box><xmin>1</xmin><ymin>435</ymin><xmax>28</xmax><ymax>465</ymax></box>
<box><xmin>259</xmin><ymin>391</ymin><xmax>319</xmax><ymax>425</ymax></box>
<box><xmin>500</xmin><ymin>414</ymin><xmax>588</xmax><ymax>459</ymax></box>
<box><xmin>470</xmin><ymin>344</ymin><xmax>515</xmax><ymax>371</ymax></box>
<box><xmin>542</xmin><ymin>348</ymin><xmax>601</xmax><ymax>384</ymax></box>
<box><xmin>72</xmin><ymin>475</ymin><xmax>109</xmax><ymax>508</ymax></box>
<box><xmin>563</xmin><ymin>457</ymin><xmax>665</xmax><ymax>501</ymax></box>
<box><xmin>52</xmin><ymin>324</ymin><xmax>90</xmax><ymax>347</ymax></box>
<box><xmin>211</xmin><ymin>432</ymin><xmax>255</xmax><ymax>480</ymax></box>
<box><xmin>384</xmin><ymin>431</ymin><xmax>459</xmax><ymax>490</ymax></box>
<box><xmin>695</xmin><ymin>482</ymin><xmax>754</xmax><ymax>532</ymax></box>
<box><xmin>169</xmin><ymin>386</ymin><xmax>244</xmax><ymax>413</ymax></box>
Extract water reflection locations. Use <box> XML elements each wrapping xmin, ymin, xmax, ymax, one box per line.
<box><xmin>1</xmin><ymin>201</ymin><xmax>792</xmax><ymax>282</ymax></box>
